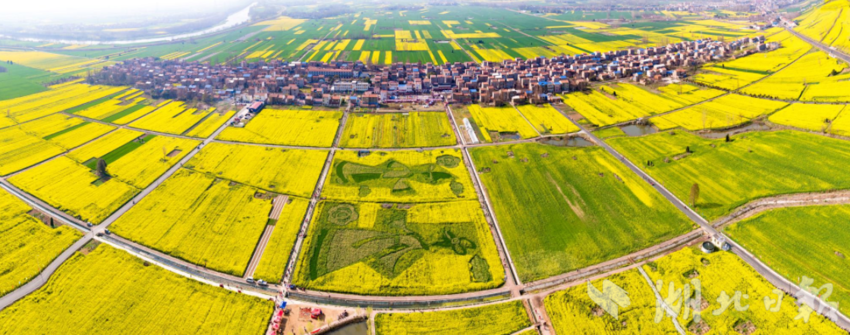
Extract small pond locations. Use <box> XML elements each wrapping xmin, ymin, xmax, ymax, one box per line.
<box><xmin>325</xmin><ymin>322</ymin><xmax>368</xmax><ymax>335</ymax></box>
<box><xmin>620</xmin><ymin>124</ymin><xmax>658</xmax><ymax>136</ymax></box>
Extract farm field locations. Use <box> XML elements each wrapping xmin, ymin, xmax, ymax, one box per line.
<box><xmin>592</xmin><ymin>126</ymin><xmax>627</xmax><ymax>139</ymax></box>
<box><xmin>562</xmin><ymin>83</ymin><xmax>724</xmax><ymax>127</ymax></box>
<box><xmin>712</xmin><ymin>30</ymin><xmax>810</xmax><ymax>73</ymax></box>
<box><xmin>693</xmin><ymin>66</ymin><xmax>766</xmax><ymax>90</ymax></box>
<box><xmin>515</xmin><ymin>104</ymin><xmax>579</xmax><ymax>134</ymax></box>
<box><xmin>0</xmin><ymin>114</ymin><xmax>116</xmax><ymax>176</ymax></box>
<box><xmin>73</xmin><ymin>90</ymin><xmax>148</xmax><ymax>121</ymax></box>
<box><xmin>650</xmin><ymin>94</ymin><xmax>788</xmax><ymax>131</ymax></box>
<box><xmin>545</xmin><ymin>270</ymin><xmax>679</xmax><ymax>334</ymax></box>
<box><xmin>185</xmin><ymin>110</ymin><xmax>237</xmax><ymax>138</ymax></box>
<box><xmin>0</xmin><ymin>245</ymin><xmax>272</xmax><ymax>334</ymax></box>
<box><xmin>741</xmin><ymin>51</ymin><xmax>850</xmax><ymax>102</ymax></box>
<box><xmin>9</xmin><ymin>156</ymin><xmax>137</xmax><ymax>224</ymax></box>
<box><xmin>607</xmin><ymin>130</ymin><xmax>850</xmax><ymax>220</ymax></box>
<box><xmin>217</xmin><ymin>108</ymin><xmax>342</xmax><ymax>147</ymax></box>
<box><xmin>186</xmin><ymin>143</ymin><xmax>328</xmax><ymax>197</ymax></box>
<box><xmin>0</xmin><ymin>51</ymin><xmax>113</xmax><ymax>75</ymax></box>
<box><xmin>0</xmin><ymin>189</ymin><xmax>81</xmax><ymax>295</ymax></box>
<box><xmin>130</xmin><ymin>101</ymin><xmax>219</xmax><ymax>135</ymax></box>
<box><xmin>644</xmin><ymin>247</ymin><xmax>844</xmax><ymax>334</ymax></box>
<box><xmin>110</xmin><ymin>169</ymin><xmax>272</xmax><ymax>276</ymax></box>
<box><xmin>375</xmin><ymin>301</ymin><xmax>530</xmax><ymax>335</ymax></box>
<box><xmin>0</xmin><ymin>83</ymin><xmax>125</xmax><ymax>128</ymax></box>
<box><xmin>470</xmin><ymin>143</ymin><xmax>691</xmax><ymax>282</ymax></box>
<box><xmin>292</xmin><ymin>200</ymin><xmax>504</xmax><ymax>295</ymax></box>
<box><xmin>321</xmin><ymin>149</ymin><xmax>476</xmax><ymax>203</ymax></box>
<box><xmin>252</xmin><ymin>197</ymin><xmax>310</xmax><ymax>283</ymax></box>
<box><xmin>796</xmin><ymin>0</ymin><xmax>850</xmax><ymax>55</ymax></box>
<box><xmin>767</xmin><ymin>103</ymin><xmax>846</xmax><ymax>132</ymax></box>
<box><xmin>466</xmin><ymin>105</ymin><xmax>538</xmax><ymax>142</ymax></box>
<box><xmin>725</xmin><ymin>205</ymin><xmax>850</xmax><ymax>316</ymax></box>
<box><xmin>340</xmin><ymin>112</ymin><xmax>456</xmax><ymax>148</ymax></box>
<box><xmin>10</xmin><ymin>134</ymin><xmax>197</xmax><ymax>223</ymax></box>
<box><xmin>0</xmin><ymin>63</ymin><xmax>50</xmax><ymax>100</ymax></box>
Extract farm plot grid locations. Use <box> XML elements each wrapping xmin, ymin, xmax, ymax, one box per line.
<box><xmin>110</xmin><ymin>169</ymin><xmax>274</xmax><ymax>277</ymax></box>
<box><xmin>9</xmin><ymin>133</ymin><xmax>198</xmax><ymax>223</ymax></box>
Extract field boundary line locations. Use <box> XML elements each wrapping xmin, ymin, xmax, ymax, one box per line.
<box><xmin>510</xmin><ymin>103</ymin><xmax>543</xmax><ymax>137</ymax></box>
<box><xmin>713</xmin><ymin>189</ymin><xmax>850</xmax><ymax>229</ymax></box>
<box><xmin>638</xmin><ymin>266</ymin><xmax>686</xmax><ymax>335</ymax></box>
<box><xmin>0</xmin><ymin>234</ymin><xmax>93</xmax><ymax>311</ymax></box>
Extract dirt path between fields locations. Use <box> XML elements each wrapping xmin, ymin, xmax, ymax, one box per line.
<box><xmin>713</xmin><ymin>190</ymin><xmax>850</xmax><ymax>229</ymax></box>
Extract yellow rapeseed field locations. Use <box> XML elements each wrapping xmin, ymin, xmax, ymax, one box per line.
<box><xmin>253</xmin><ymin>16</ymin><xmax>307</xmax><ymax>31</ymax></box>
<box><xmin>106</xmin><ymin>135</ymin><xmax>200</xmax><ymax>188</ymax></box>
<box><xmin>0</xmin><ymin>51</ymin><xmax>105</xmax><ymax>74</ymax></box>
<box><xmin>645</xmin><ymin>248</ymin><xmax>845</xmax><ymax>334</ymax></box>
<box><xmin>375</xmin><ymin>301</ymin><xmax>530</xmax><ymax>334</ymax></box>
<box><xmin>768</xmin><ymin>103</ymin><xmax>845</xmax><ymax>132</ymax></box>
<box><xmin>294</xmin><ymin>200</ymin><xmax>504</xmax><ymax>295</ymax></box>
<box><xmin>66</xmin><ymin>128</ymin><xmax>145</xmax><ymax>163</ymax></box>
<box><xmin>340</xmin><ymin>112</ymin><xmax>456</xmax><ymax>148</ymax></box>
<box><xmin>0</xmin><ymin>114</ymin><xmax>114</xmax><ymax>175</ymax></box>
<box><xmin>0</xmin><ymin>84</ymin><xmax>125</xmax><ymax>127</ymax></box>
<box><xmin>186</xmin><ymin>142</ymin><xmax>328</xmax><ymax>197</ymax></box>
<box><xmin>111</xmin><ymin>169</ymin><xmax>272</xmax><ymax>276</ymax></box>
<box><xmin>0</xmin><ymin>188</ymin><xmax>81</xmax><ymax>295</ymax></box>
<box><xmin>321</xmin><ymin>148</ymin><xmax>477</xmax><ymax>203</ymax></box>
<box><xmin>0</xmin><ymin>245</ymin><xmax>272</xmax><ymax>334</ymax></box>
<box><xmin>252</xmin><ymin>197</ymin><xmax>310</xmax><ymax>283</ymax></box>
<box><xmin>652</xmin><ymin>94</ymin><xmax>787</xmax><ymax>131</ymax></box>
<box><xmin>467</xmin><ymin>104</ymin><xmax>539</xmax><ymax>142</ymax></box>
<box><xmin>515</xmin><ymin>104</ymin><xmax>579</xmax><ymax>134</ymax></box>
<box><xmin>9</xmin><ymin>156</ymin><xmax>138</xmax><ymax>224</ymax></box>
<box><xmin>217</xmin><ymin>109</ymin><xmax>342</xmax><ymax>147</ymax></box>
<box><xmin>546</xmin><ymin>270</ymin><xmax>679</xmax><ymax>334</ymax></box>
<box><xmin>130</xmin><ymin>102</ymin><xmax>216</xmax><ymax>135</ymax></box>
<box><xmin>185</xmin><ymin>110</ymin><xmax>236</xmax><ymax>138</ymax></box>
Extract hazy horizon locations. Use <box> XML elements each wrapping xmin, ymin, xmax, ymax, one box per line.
<box><xmin>0</xmin><ymin>0</ymin><xmax>254</xmax><ymax>24</ymax></box>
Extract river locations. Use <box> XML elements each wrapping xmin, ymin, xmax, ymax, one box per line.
<box><xmin>0</xmin><ymin>2</ymin><xmax>256</xmax><ymax>46</ymax></box>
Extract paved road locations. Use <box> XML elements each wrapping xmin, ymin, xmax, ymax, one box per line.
<box><xmin>282</xmin><ymin>111</ymin><xmax>347</xmax><ymax>285</ymax></box>
<box><xmin>787</xmin><ymin>27</ymin><xmax>850</xmax><ymax>64</ymax></box>
<box><xmin>0</xmin><ymin>234</ymin><xmax>92</xmax><ymax>310</ymax></box>
<box><xmin>446</xmin><ymin>102</ymin><xmax>521</xmax><ymax>288</ymax></box>
<box><xmin>95</xmin><ymin>107</ymin><xmax>234</xmax><ymax>230</ymax></box>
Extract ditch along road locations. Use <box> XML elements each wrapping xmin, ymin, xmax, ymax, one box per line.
<box><xmin>552</xmin><ymin>104</ymin><xmax>850</xmax><ymax>331</ymax></box>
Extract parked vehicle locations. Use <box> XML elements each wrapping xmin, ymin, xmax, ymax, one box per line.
<box><xmin>247</xmin><ymin>278</ymin><xmax>255</xmax><ymax>284</ymax></box>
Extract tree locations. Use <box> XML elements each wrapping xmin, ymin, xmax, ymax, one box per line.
<box><xmin>690</xmin><ymin>183</ymin><xmax>700</xmax><ymax>207</ymax></box>
<box><xmin>96</xmin><ymin>158</ymin><xmax>108</xmax><ymax>179</ymax></box>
